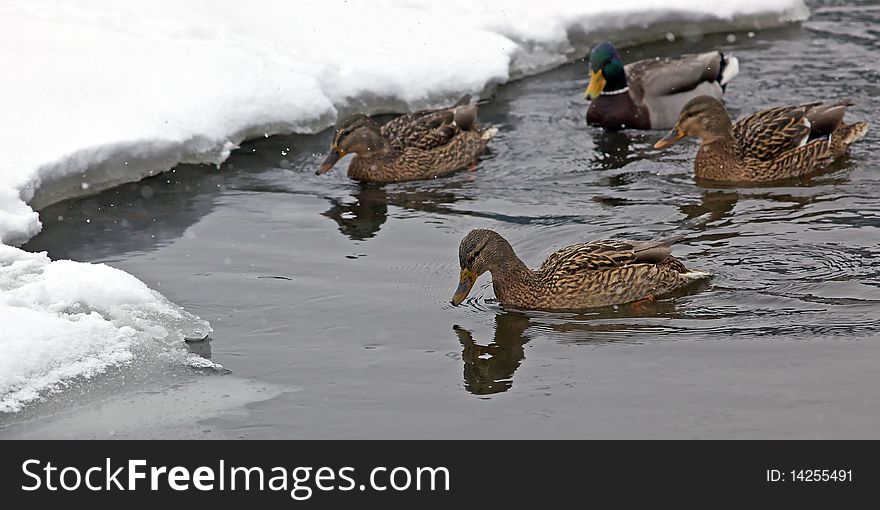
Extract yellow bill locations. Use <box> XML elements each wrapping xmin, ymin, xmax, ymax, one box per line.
<box><xmin>653</xmin><ymin>127</ymin><xmax>686</xmax><ymax>149</ymax></box>
<box><xmin>584</xmin><ymin>69</ymin><xmax>606</xmax><ymax>100</ymax></box>
<box><xmin>450</xmin><ymin>268</ymin><xmax>477</xmax><ymax>306</ymax></box>
<box><xmin>316</xmin><ymin>147</ymin><xmax>343</xmax><ymax>175</ymax></box>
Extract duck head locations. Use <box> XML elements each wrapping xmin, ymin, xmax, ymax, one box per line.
<box><xmin>451</xmin><ymin>229</ymin><xmax>516</xmax><ymax>306</ymax></box>
<box><xmin>585</xmin><ymin>42</ymin><xmax>628</xmax><ymax>100</ymax></box>
<box><xmin>317</xmin><ymin>115</ymin><xmax>385</xmax><ymax>175</ymax></box>
<box><xmin>654</xmin><ymin>95</ymin><xmax>733</xmax><ymax>148</ymax></box>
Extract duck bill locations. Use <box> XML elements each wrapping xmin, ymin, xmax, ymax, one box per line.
<box><xmin>450</xmin><ymin>269</ymin><xmax>477</xmax><ymax>306</ymax></box>
<box><xmin>584</xmin><ymin>69</ymin><xmax>605</xmax><ymax>100</ymax></box>
<box><xmin>316</xmin><ymin>148</ymin><xmax>342</xmax><ymax>175</ymax></box>
<box><xmin>654</xmin><ymin>127</ymin><xmax>686</xmax><ymax>149</ymax></box>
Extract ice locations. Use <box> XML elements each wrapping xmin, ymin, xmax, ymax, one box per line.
<box><xmin>0</xmin><ymin>0</ymin><xmax>808</xmax><ymax>244</ymax></box>
<box><xmin>0</xmin><ymin>245</ymin><xmax>212</xmax><ymax>413</ymax></box>
<box><xmin>0</xmin><ymin>0</ymin><xmax>809</xmax><ymax>412</ymax></box>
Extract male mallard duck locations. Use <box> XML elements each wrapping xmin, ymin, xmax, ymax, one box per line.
<box><xmin>585</xmin><ymin>42</ymin><xmax>739</xmax><ymax>130</ymax></box>
<box><xmin>653</xmin><ymin>95</ymin><xmax>869</xmax><ymax>182</ymax></box>
<box><xmin>450</xmin><ymin>229</ymin><xmax>709</xmax><ymax>310</ymax></box>
<box><xmin>317</xmin><ymin>95</ymin><xmax>497</xmax><ymax>183</ymax></box>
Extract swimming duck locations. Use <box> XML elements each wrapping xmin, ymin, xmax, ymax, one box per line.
<box><xmin>653</xmin><ymin>95</ymin><xmax>868</xmax><ymax>183</ymax></box>
<box><xmin>585</xmin><ymin>42</ymin><xmax>739</xmax><ymax>130</ymax></box>
<box><xmin>450</xmin><ymin>229</ymin><xmax>709</xmax><ymax>310</ymax></box>
<box><xmin>317</xmin><ymin>95</ymin><xmax>497</xmax><ymax>183</ymax></box>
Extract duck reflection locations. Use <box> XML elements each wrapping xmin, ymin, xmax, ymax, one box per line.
<box><xmin>322</xmin><ymin>182</ymin><xmax>468</xmax><ymax>240</ymax></box>
<box><xmin>679</xmin><ymin>182</ymin><xmax>852</xmax><ymax>230</ymax></box>
<box><xmin>453</xmin><ymin>312</ymin><xmax>531</xmax><ymax>396</ymax></box>
<box><xmin>679</xmin><ymin>190</ymin><xmax>741</xmax><ymax>226</ymax></box>
<box><xmin>453</xmin><ymin>295</ymin><xmax>707</xmax><ymax>396</ymax></box>
<box><xmin>589</xmin><ymin>129</ymin><xmax>668</xmax><ymax>172</ymax></box>
<box><xmin>589</xmin><ymin>130</ymin><xmax>637</xmax><ymax>170</ymax></box>
<box><xmin>322</xmin><ymin>185</ymin><xmax>389</xmax><ymax>240</ymax></box>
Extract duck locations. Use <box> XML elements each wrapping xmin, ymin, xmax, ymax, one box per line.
<box><xmin>316</xmin><ymin>95</ymin><xmax>497</xmax><ymax>183</ymax></box>
<box><xmin>450</xmin><ymin>229</ymin><xmax>709</xmax><ymax>311</ymax></box>
<box><xmin>585</xmin><ymin>42</ymin><xmax>739</xmax><ymax>130</ymax></box>
<box><xmin>653</xmin><ymin>95</ymin><xmax>869</xmax><ymax>183</ymax></box>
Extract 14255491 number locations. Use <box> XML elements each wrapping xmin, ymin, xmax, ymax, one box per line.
<box><xmin>791</xmin><ymin>469</ymin><xmax>852</xmax><ymax>482</ymax></box>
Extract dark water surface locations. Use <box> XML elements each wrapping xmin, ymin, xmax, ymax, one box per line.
<box><xmin>6</xmin><ymin>0</ymin><xmax>880</xmax><ymax>438</ymax></box>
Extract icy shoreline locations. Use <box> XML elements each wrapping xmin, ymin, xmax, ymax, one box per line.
<box><xmin>0</xmin><ymin>0</ymin><xmax>809</xmax><ymax>413</ymax></box>
<box><xmin>0</xmin><ymin>245</ymin><xmax>213</xmax><ymax>413</ymax></box>
<box><xmin>0</xmin><ymin>0</ymin><xmax>808</xmax><ymax>245</ymax></box>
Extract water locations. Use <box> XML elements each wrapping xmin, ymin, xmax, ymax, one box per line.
<box><xmin>4</xmin><ymin>0</ymin><xmax>880</xmax><ymax>438</ymax></box>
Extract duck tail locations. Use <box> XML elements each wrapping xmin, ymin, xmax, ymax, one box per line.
<box><xmin>630</xmin><ymin>235</ymin><xmax>685</xmax><ymax>264</ymax></box>
<box><xmin>831</xmin><ymin>121</ymin><xmax>868</xmax><ymax>158</ymax></box>
<box><xmin>480</xmin><ymin>125</ymin><xmax>499</xmax><ymax>141</ymax></box>
<box><xmin>635</xmin><ymin>234</ymin><xmax>686</xmax><ymax>252</ymax></box>
<box><xmin>680</xmin><ymin>269</ymin><xmax>712</xmax><ymax>282</ymax></box>
<box><xmin>453</xmin><ymin>94</ymin><xmax>473</xmax><ymax>107</ymax></box>
<box><xmin>719</xmin><ymin>53</ymin><xmax>739</xmax><ymax>89</ymax></box>
<box><xmin>842</xmin><ymin>121</ymin><xmax>868</xmax><ymax>145</ymax></box>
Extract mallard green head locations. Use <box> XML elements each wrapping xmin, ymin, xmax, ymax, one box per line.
<box><xmin>585</xmin><ymin>42</ymin><xmax>627</xmax><ymax>100</ymax></box>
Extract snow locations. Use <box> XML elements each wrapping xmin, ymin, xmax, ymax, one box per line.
<box><xmin>0</xmin><ymin>245</ymin><xmax>212</xmax><ymax>413</ymax></box>
<box><xmin>0</xmin><ymin>0</ymin><xmax>808</xmax><ymax>412</ymax></box>
<box><xmin>0</xmin><ymin>0</ymin><xmax>808</xmax><ymax>245</ymax></box>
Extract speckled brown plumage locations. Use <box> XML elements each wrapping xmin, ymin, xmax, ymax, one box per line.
<box><xmin>655</xmin><ymin>96</ymin><xmax>868</xmax><ymax>183</ymax></box>
<box><xmin>451</xmin><ymin>229</ymin><xmax>709</xmax><ymax>311</ymax></box>
<box><xmin>317</xmin><ymin>95</ymin><xmax>496</xmax><ymax>184</ymax></box>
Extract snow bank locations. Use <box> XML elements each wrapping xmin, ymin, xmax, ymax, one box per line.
<box><xmin>0</xmin><ymin>245</ymin><xmax>212</xmax><ymax>413</ymax></box>
<box><xmin>0</xmin><ymin>0</ymin><xmax>809</xmax><ymax>244</ymax></box>
<box><xmin>0</xmin><ymin>0</ymin><xmax>808</xmax><ymax>412</ymax></box>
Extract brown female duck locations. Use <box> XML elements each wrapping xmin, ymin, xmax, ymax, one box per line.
<box><xmin>585</xmin><ymin>42</ymin><xmax>739</xmax><ymax>130</ymax></box>
<box><xmin>654</xmin><ymin>95</ymin><xmax>868</xmax><ymax>183</ymax></box>
<box><xmin>317</xmin><ymin>95</ymin><xmax>497</xmax><ymax>183</ymax></box>
<box><xmin>450</xmin><ymin>229</ymin><xmax>709</xmax><ymax>311</ymax></box>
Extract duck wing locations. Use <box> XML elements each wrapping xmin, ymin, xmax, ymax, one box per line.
<box><xmin>732</xmin><ymin>103</ymin><xmax>820</xmax><ymax>161</ymax></box>
<box><xmin>538</xmin><ymin>236</ymin><xmax>681</xmax><ymax>277</ymax></box>
<box><xmin>628</xmin><ymin>52</ymin><xmax>728</xmax><ymax>102</ymax></box>
<box><xmin>628</xmin><ymin>51</ymin><xmax>735</xmax><ymax>128</ymax></box>
<box><xmin>381</xmin><ymin>94</ymin><xmax>476</xmax><ymax>151</ymax></box>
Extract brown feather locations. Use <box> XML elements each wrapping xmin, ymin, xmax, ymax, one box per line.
<box><xmin>457</xmin><ymin>230</ymin><xmax>707</xmax><ymax>311</ymax></box>
<box><xmin>329</xmin><ymin>96</ymin><xmax>495</xmax><ymax>183</ymax></box>
<box><xmin>674</xmin><ymin>96</ymin><xmax>868</xmax><ymax>183</ymax></box>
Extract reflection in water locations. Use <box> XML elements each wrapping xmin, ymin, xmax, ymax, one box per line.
<box><xmin>588</xmin><ymin>128</ymin><xmax>665</xmax><ymax>172</ymax></box>
<box><xmin>322</xmin><ymin>185</ymin><xmax>389</xmax><ymax>240</ymax></box>
<box><xmin>452</xmin><ymin>294</ymin><xmax>704</xmax><ymax>396</ymax></box>
<box><xmin>12</xmin><ymin>1</ymin><xmax>880</xmax><ymax>438</ymax></box>
<box><xmin>679</xmin><ymin>190</ymin><xmax>741</xmax><ymax>226</ymax></box>
<box><xmin>321</xmin><ymin>179</ymin><xmax>591</xmax><ymax>242</ymax></box>
<box><xmin>24</xmin><ymin>164</ymin><xmax>224</xmax><ymax>261</ymax></box>
<box><xmin>322</xmin><ymin>183</ymin><xmax>467</xmax><ymax>240</ymax></box>
<box><xmin>678</xmin><ymin>186</ymin><xmax>850</xmax><ymax>230</ymax></box>
<box><xmin>589</xmin><ymin>130</ymin><xmax>637</xmax><ymax>170</ymax></box>
<box><xmin>454</xmin><ymin>313</ymin><xmax>531</xmax><ymax>396</ymax></box>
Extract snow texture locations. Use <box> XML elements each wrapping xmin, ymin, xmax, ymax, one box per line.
<box><xmin>0</xmin><ymin>245</ymin><xmax>212</xmax><ymax>413</ymax></box>
<box><xmin>0</xmin><ymin>0</ymin><xmax>808</xmax><ymax>244</ymax></box>
<box><xmin>0</xmin><ymin>0</ymin><xmax>809</xmax><ymax>412</ymax></box>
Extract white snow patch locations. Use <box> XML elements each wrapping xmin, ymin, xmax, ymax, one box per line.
<box><xmin>0</xmin><ymin>0</ymin><xmax>809</xmax><ymax>412</ymax></box>
<box><xmin>0</xmin><ymin>0</ymin><xmax>809</xmax><ymax>244</ymax></box>
<box><xmin>0</xmin><ymin>245</ymin><xmax>212</xmax><ymax>413</ymax></box>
